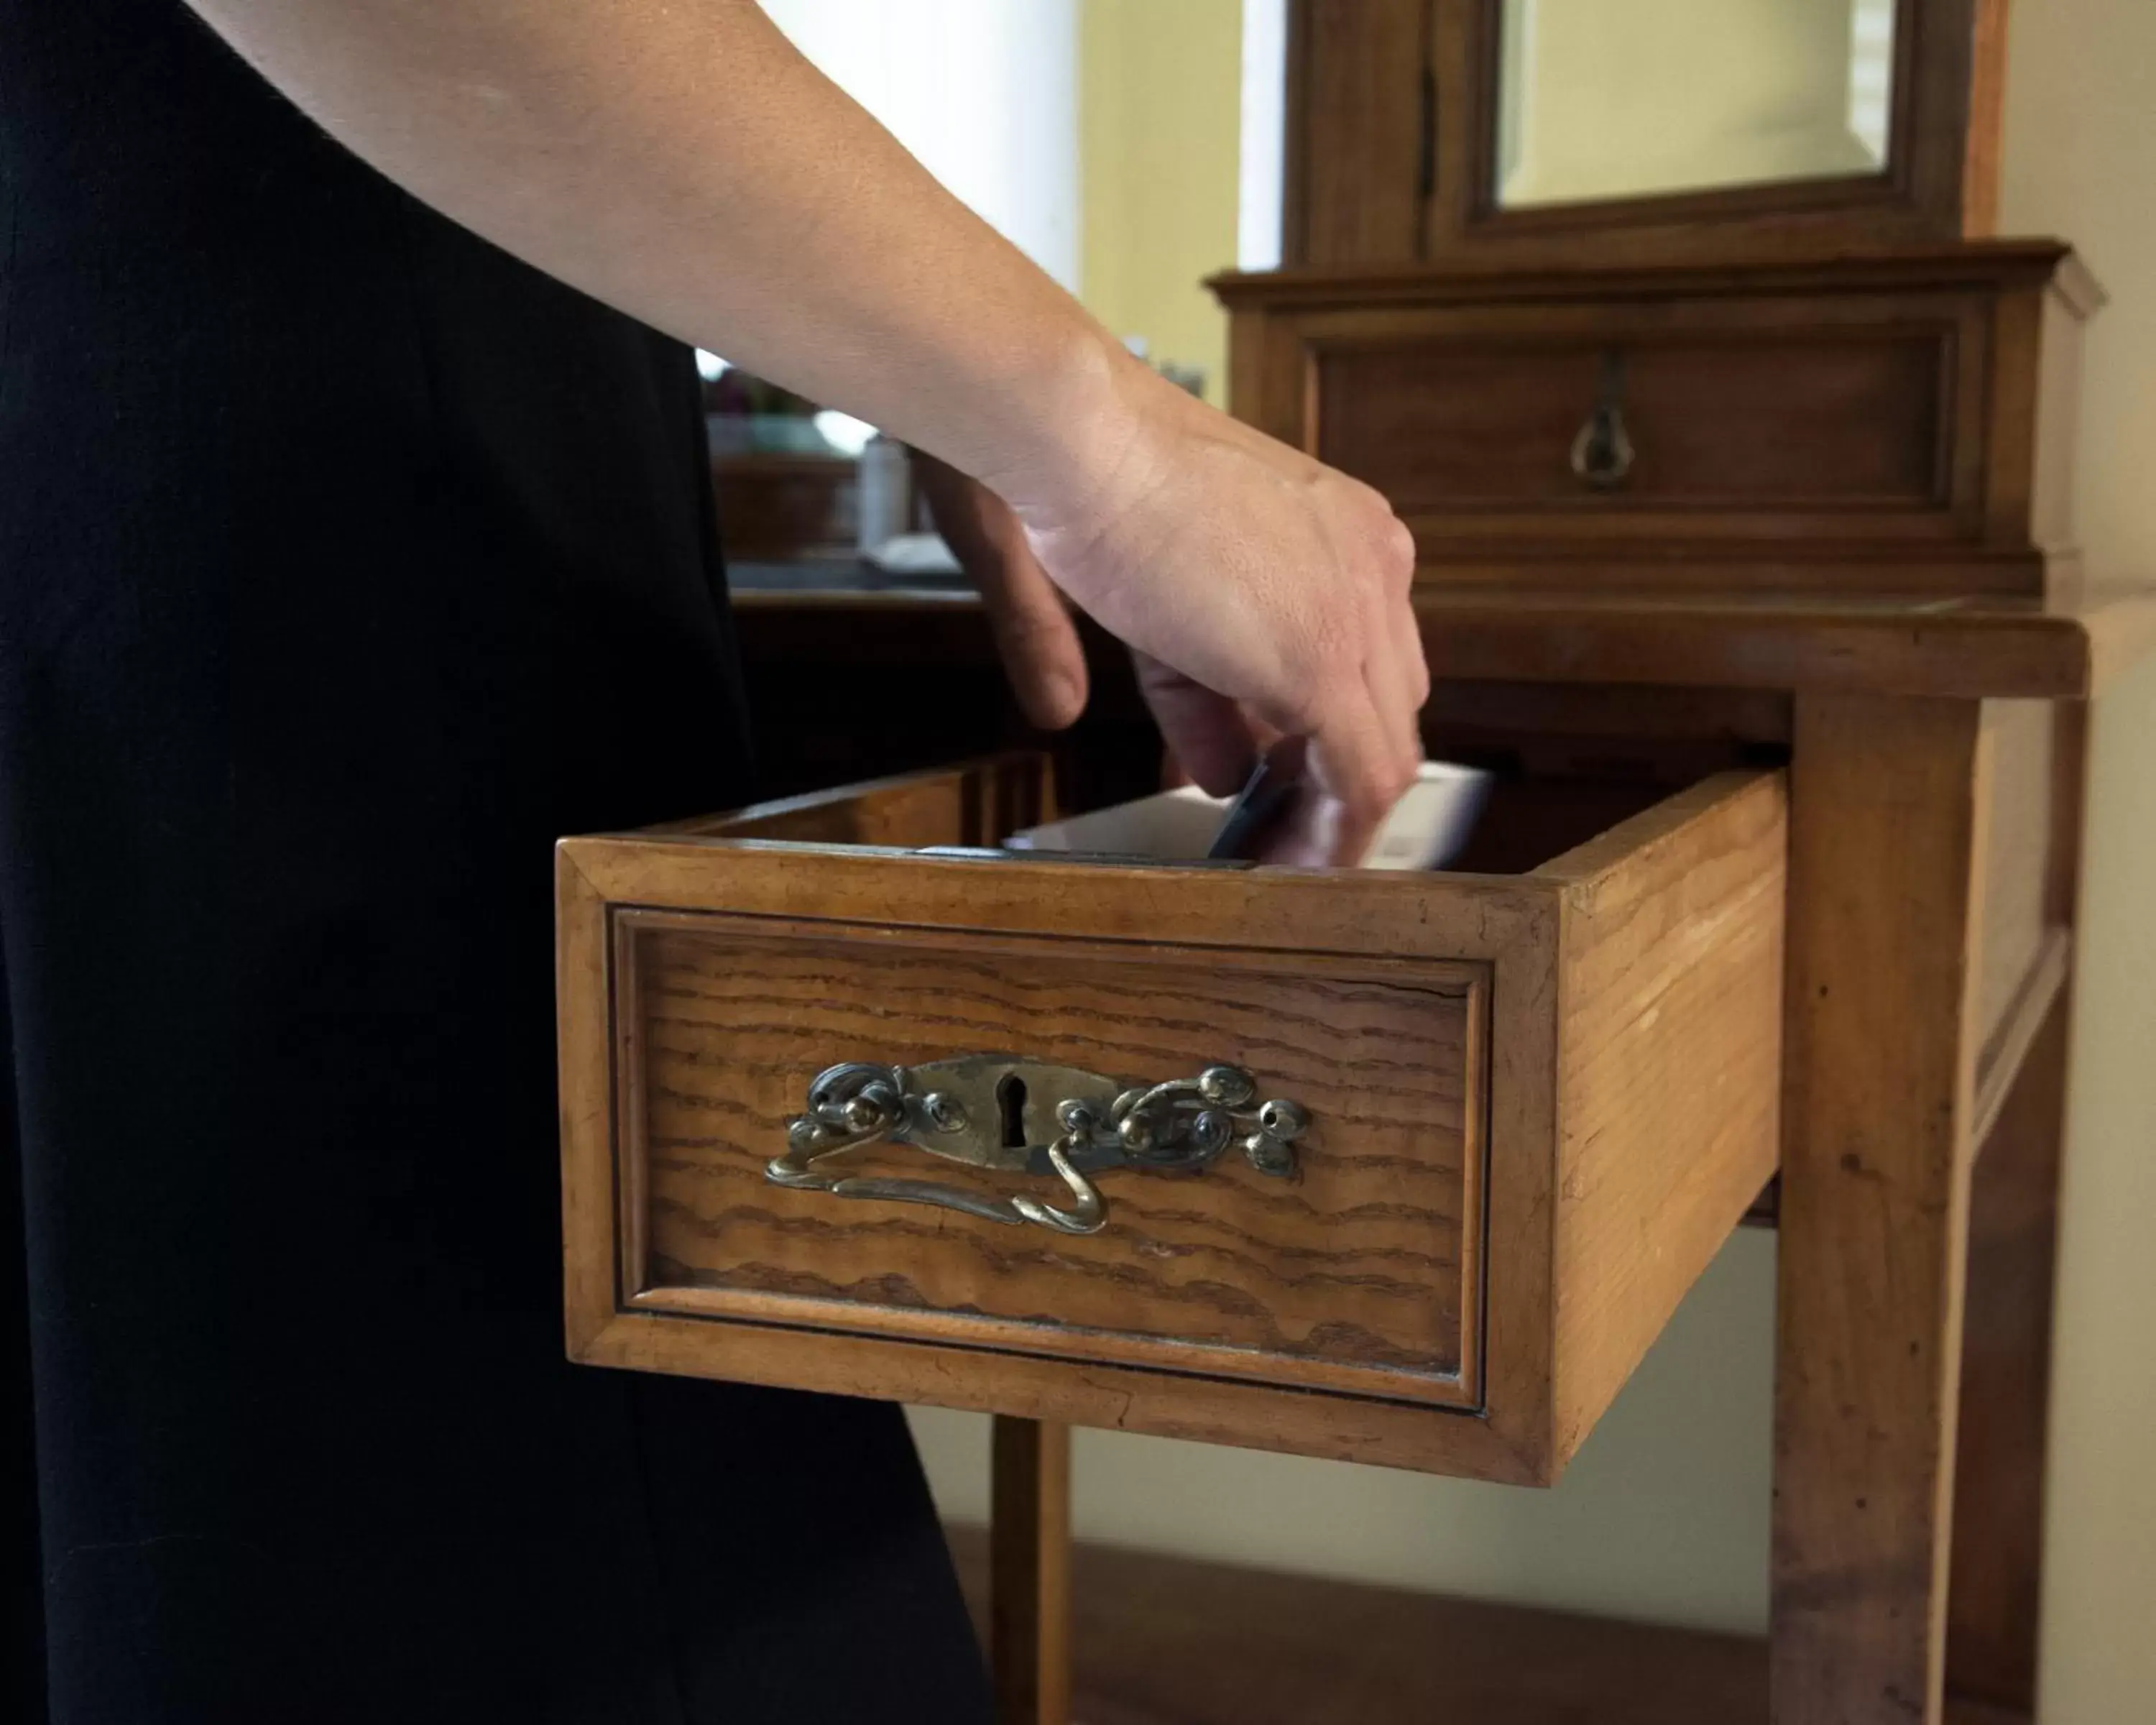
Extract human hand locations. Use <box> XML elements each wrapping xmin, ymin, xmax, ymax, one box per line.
<box><xmin>915</xmin><ymin>456</ymin><xmax>1312</xmax><ymax>856</ymax></box>
<box><xmin>912</xmin><ymin>451</ymin><xmax>1089</xmax><ymax>732</ymax></box>
<box><xmin>1006</xmin><ymin>361</ymin><xmax>1428</xmax><ymax>864</ymax></box>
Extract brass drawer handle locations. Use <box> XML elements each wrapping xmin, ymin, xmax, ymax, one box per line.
<box><xmin>1570</xmin><ymin>350</ymin><xmax>1635</xmax><ymax>491</ymax></box>
<box><xmin>768</xmin><ymin>1055</ymin><xmax>1307</xmax><ymax>1236</ymax></box>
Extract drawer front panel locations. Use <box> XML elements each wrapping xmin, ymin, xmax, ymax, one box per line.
<box><xmin>622</xmin><ymin>913</ymin><xmax>1486</xmax><ymax>1407</ymax></box>
<box><xmin>1280</xmin><ymin>291</ymin><xmax>1994</xmax><ymax>556</ymax></box>
<box><xmin>1317</xmin><ymin>331</ymin><xmax>1949</xmax><ymax>514</ymax></box>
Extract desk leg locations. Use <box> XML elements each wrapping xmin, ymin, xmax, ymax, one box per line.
<box><xmin>1945</xmin><ymin>699</ymin><xmax>2085</xmax><ymax>1716</ymax></box>
<box><xmin>1773</xmin><ymin>694</ymin><xmax>1985</xmax><ymax>1725</ymax></box>
<box><xmin>990</xmin><ymin>1415</ymin><xmax>1071</xmax><ymax>1725</ymax></box>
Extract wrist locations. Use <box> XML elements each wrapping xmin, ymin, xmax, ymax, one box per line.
<box><xmin>988</xmin><ymin>321</ymin><xmax>1161</xmax><ymax>530</ymax></box>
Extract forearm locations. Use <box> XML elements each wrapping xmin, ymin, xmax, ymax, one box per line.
<box><xmin>185</xmin><ymin>0</ymin><xmax>1133</xmax><ymax>500</ymax></box>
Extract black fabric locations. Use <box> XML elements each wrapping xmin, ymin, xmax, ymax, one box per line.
<box><xmin>0</xmin><ymin>4</ymin><xmax>991</xmax><ymax>1721</ymax></box>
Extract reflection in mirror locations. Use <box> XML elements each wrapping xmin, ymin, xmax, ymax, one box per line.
<box><xmin>1496</xmin><ymin>0</ymin><xmax>1899</xmax><ymax>210</ymax></box>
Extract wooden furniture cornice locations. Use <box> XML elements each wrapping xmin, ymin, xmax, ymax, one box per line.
<box><xmin>1210</xmin><ymin>238</ymin><xmax>2102</xmax><ymax>316</ymax></box>
<box><xmin>731</xmin><ymin>579</ymin><xmax>2156</xmax><ymax>703</ymax></box>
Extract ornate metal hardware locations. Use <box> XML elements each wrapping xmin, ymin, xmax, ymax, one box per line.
<box><xmin>767</xmin><ymin>1055</ymin><xmax>1307</xmax><ymax>1236</ymax></box>
<box><xmin>1569</xmin><ymin>350</ymin><xmax>1636</xmax><ymax>491</ymax></box>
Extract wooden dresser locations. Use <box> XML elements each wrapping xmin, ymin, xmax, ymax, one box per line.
<box><xmin>556</xmin><ymin>6</ymin><xmax>2156</xmax><ymax>1721</ymax></box>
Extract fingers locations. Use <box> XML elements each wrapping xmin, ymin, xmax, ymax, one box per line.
<box><xmin>1327</xmin><ymin>509</ymin><xmax>1427</xmax><ymax>859</ymax></box>
<box><xmin>1286</xmin><ymin>520</ymin><xmax>1424</xmax><ymax>864</ymax></box>
<box><xmin>1362</xmin><ymin>621</ymin><xmax>1424</xmax><ymax>789</ymax></box>
<box><xmin>1300</xmin><ymin>680</ymin><xmax>1409</xmax><ymax>865</ymax></box>
<box><xmin>1382</xmin><ymin>516</ymin><xmax>1432</xmax><ymax>719</ymax></box>
<box><xmin>980</xmin><ymin>546</ymin><xmax>1088</xmax><ymax>730</ymax></box>
<box><xmin>916</xmin><ymin>451</ymin><xmax>1088</xmax><ymax>730</ymax></box>
<box><xmin>1133</xmin><ymin>653</ymin><xmax>1261</xmax><ymax>795</ymax></box>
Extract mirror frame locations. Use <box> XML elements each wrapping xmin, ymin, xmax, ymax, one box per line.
<box><xmin>1283</xmin><ymin>0</ymin><xmax>2005</xmax><ymax>269</ymax></box>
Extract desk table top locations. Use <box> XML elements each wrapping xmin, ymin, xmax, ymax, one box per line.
<box><xmin>729</xmin><ymin>564</ymin><xmax>2156</xmax><ymax>702</ymax></box>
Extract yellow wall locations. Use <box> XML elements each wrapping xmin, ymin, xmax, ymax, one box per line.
<box><xmin>1500</xmin><ymin>0</ymin><xmax>1886</xmax><ymax>206</ymax></box>
<box><xmin>1077</xmin><ymin>0</ymin><xmax>1242</xmax><ymax>405</ymax></box>
<box><xmin>1996</xmin><ymin>2</ymin><xmax>2156</xmax><ymax>1716</ymax></box>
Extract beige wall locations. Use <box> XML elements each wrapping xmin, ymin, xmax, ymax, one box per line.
<box><xmin>912</xmin><ymin>0</ymin><xmax>2156</xmax><ymax>1697</ymax></box>
<box><xmin>911</xmin><ymin>1228</ymin><xmax>1774</xmax><ymax>1632</ymax></box>
<box><xmin>1076</xmin><ymin>0</ymin><xmax>1241</xmax><ymax>403</ymax></box>
<box><xmin>1997</xmin><ymin>1</ymin><xmax>2156</xmax><ymax>1717</ymax></box>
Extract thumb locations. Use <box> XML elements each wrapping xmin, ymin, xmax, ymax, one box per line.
<box><xmin>911</xmin><ymin>449</ymin><xmax>1089</xmax><ymax>730</ymax></box>
<box><xmin>977</xmin><ymin>537</ymin><xmax>1089</xmax><ymax>732</ymax></box>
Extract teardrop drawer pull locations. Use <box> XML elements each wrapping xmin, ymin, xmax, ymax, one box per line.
<box><xmin>1570</xmin><ymin>351</ymin><xmax>1636</xmax><ymax>491</ymax></box>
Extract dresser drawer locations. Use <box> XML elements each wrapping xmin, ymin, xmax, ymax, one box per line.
<box><xmin>558</xmin><ymin>755</ymin><xmax>1784</xmax><ymax>1484</ymax></box>
<box><xmin>1317</xmin><ymin>310</ymin><xmax>1954</xmax><ymax>523</ymax></box>
<box><xmin>1216</xmin><ymin>245</ymin><xmax>2093</xmax><ymax>596</ymax></box>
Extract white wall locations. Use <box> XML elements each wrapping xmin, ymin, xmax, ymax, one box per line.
<box><xmin>757</xmin><ymin>0</ymin><xmax>1080</xmax><ymax>291</ymax></box>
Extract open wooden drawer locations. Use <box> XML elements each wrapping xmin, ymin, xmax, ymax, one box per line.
<box><xmin>558</xmin><ymin>754</ymin><xmax>1784</xmax><ymax>1486</ymax></box>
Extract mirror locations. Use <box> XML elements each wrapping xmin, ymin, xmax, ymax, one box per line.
<box><xmin>1495</xmin><ymin>0</ymin><xmax>1901</xmax><ymax>210</ymax></box>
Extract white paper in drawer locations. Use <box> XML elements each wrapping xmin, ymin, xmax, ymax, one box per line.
<box><xmin>1005</xmin><ymin>760</ymin><xmax>1491</xmax><ymax>871</ymax></box>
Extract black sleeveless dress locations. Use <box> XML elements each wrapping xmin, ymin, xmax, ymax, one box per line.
<box><xmin>0</xmin><ymin>5</ymin><xmax>990</xmax><ymax>1720</ymax></box>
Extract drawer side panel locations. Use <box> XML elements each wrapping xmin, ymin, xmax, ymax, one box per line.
<box><xmin>1547</xmin><ymin>772</ymin><xmax>1789</xmax><ymax>1463</ymax></box>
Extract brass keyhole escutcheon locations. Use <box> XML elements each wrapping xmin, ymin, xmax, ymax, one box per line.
<box><xmin>769</xmin><ymin>1056</ymin><xmax>1307</xmax><ymax>1236</ymax></box>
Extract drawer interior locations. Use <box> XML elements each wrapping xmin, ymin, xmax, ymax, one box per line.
<box><xmin>668</xmin><ymin>750</ymin><xmax>1695</xmax><ymax>878</ymax></box>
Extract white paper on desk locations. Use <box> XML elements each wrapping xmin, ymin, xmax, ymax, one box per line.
<box><xmin>862</xmin><ymin>532</ymin><xmax>963</xmax><ymax>576</ymax></box>
<box><xmin>1005</xmin><ymin>760</ymin><xmax>1492</xmax><ymax>870</ymax></box>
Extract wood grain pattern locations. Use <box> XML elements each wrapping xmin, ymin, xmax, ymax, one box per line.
<box><xmin>558</xmin><ymin>755</ymin><xmax>1563</xmax><ymax>1485</ymax></box>
<box><xmin>990</xmin><ymin>1418</ymin><xmax>1071</xmax><ymax>1725</ymax></box>
<box><xmin>627</xmin><ymin>916</ymin><xmax>1483</xmax><ymax>1401</ymax></box>
<box><xmin>560</xmin><ymin>756</ymin><xmax>1786</xmax><ymax>1485</ymax></box>
<box><xmin>1543</xmin><ymin>771</ymin><xmax>1787</xmax><ymax>1458</ymax></box>
<box><xmin>1945</xmin><ymin>685</ymin><xmax>2086</xmax><ymax>1717</ymax></box>
<box><xmin>1318</xmin><ymin>320</ymin><xmax>1952</xmax><ymax>516</ymax></box>
<box><xmin>1774</xmin><ymin>694</ymin><xmax>1986</xmax><ymax>1725</ymax></box>
<box><xmin>1281</xmin><ymin>0</ymin><xmax>1433</xmax><ymax>268</ymax></box>
<box><xmin>731</xmin><ymin>572</ymin><xmax>2156</xmax><ymax>704</ymax></box>
<box><xmin>1945</xmin><ymin>993</ymin><xmax>2070</xmax><ymax>1716</ymax></box>
<box><xmin>655</xmin><ymin>753</ymin><xmax>1054</xmax><ymax>845</ymax></box>
<box><xmin>1958</xmin><ymin>0</ymin><xmax>2009</xmax><ymax>239</ymax></box>
<box><xmin>1406</xmin><ymin>584</ymin><xmax>2156</xmax><ymax>702</ymax></box>
<box><xmin>558</xmin><ymin>844</ymin><xmax>622</xmax><ymax>1359</ymax></box>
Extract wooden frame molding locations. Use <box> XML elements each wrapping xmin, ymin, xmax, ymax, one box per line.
<box><xmin>1284</xmin><ymin>0</ymin><xmax>2009</xmax><ymax>270</ymax></box>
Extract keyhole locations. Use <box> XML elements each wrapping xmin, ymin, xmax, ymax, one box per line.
<box><xmin>996</xmin><ymin>1074</ymin><xmax>1029</xmax><ymax>1150</ymax></box>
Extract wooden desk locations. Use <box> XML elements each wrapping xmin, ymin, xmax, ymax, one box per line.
<box><xmin>698</xmin><ymin>578</ymin><xmax>2155</xmax><ymax>1724</ymax></box>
